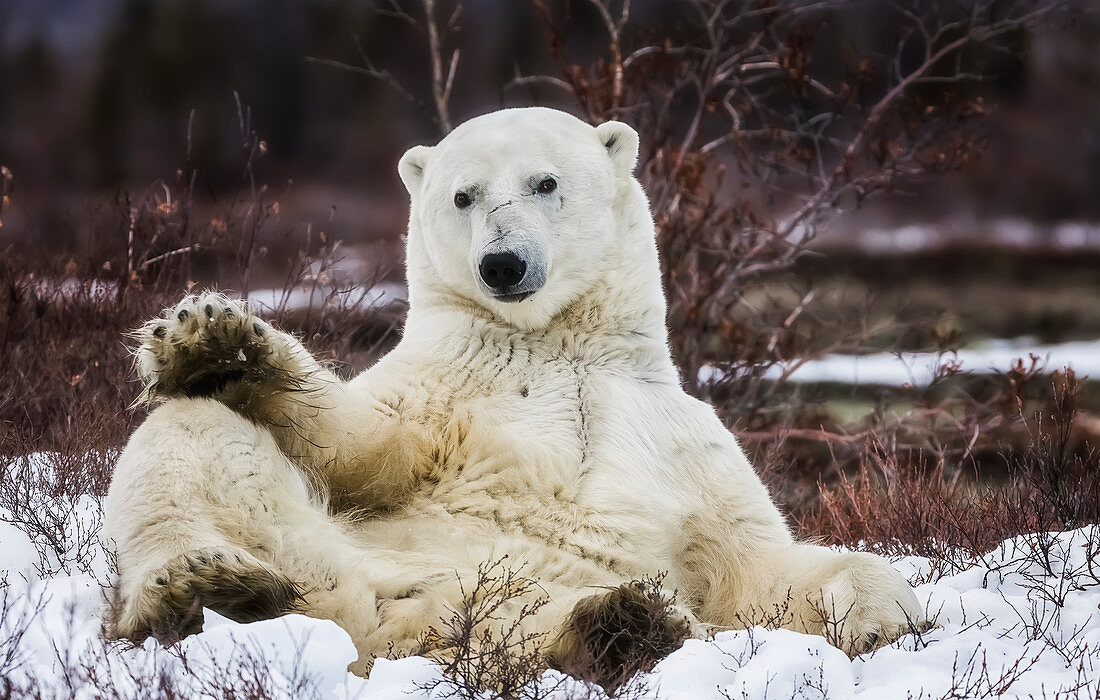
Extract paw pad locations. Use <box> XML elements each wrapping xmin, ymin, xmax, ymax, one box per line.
<box><xmin>133</xmin><ymin>292</ymin><xmax>279</xmax><ymax>402</ymax></box>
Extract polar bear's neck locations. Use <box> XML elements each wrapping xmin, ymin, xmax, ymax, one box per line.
<box><xmin>404</xmin><ymin>254</ymin><xmax>673</xmax><ymax>373</ymax></box>
<box><xmin>404</xmin><ymin>264</ymin><xmax>672</xmax><ymax>364</ymax></box>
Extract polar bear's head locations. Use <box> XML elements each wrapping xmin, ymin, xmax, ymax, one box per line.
<box><xmin>398</xmin><ymin>107</ymin><xmax>649</xmax><ymax>331</ymax></box>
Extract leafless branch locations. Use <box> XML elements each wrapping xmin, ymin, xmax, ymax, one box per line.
<box><xmin>423</xmin><ymin>0</ymin><xmax>458</xmax><ymax>133</ymax></box>
<box><xmin>304</xmin><ymin>55</ymin><xmax>419</xmax><ymax>105</ymax></box>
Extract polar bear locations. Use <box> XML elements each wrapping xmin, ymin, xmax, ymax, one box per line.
<box><xmin>104</xmin><ymin>107</ymin><xmax>926</xmax><ymax>677</ymax></box>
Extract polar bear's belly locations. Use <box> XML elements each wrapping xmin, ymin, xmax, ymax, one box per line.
<box><xmin>402</xmin><ymin>360</ymin><xmax>679</xmax><ymax>578</ymax></box>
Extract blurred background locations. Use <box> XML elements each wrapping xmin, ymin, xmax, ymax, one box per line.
<box><xmin>3</xmin><ymin>1</ymin><xmax>1097</xmax><ymax>257</ymax></box>
<box><xmin>2</xmin><ymin>0</ymin><xmax>1099</xmax><ymax>549</ymax></box>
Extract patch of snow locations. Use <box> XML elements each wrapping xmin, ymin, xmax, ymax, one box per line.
<box><xmin>1</xmin><ymin>453</ymin><xmax>111</xmax><ymax>580</ymax></box>
<box><xmin>27</xmin><ymin>277</ymin><xmax>120</xmax><ymax>298</ymax></box>
<box><xmin>1054</xmin><ymin>221</ymin><xmax>1092</xmax><ymax>249</ymax></box>
<box><xmin>348</xmin><ymin>656</ymin><xmax>447</xmax><ymax>699</ymax></box>
<box><xmin>862</xmin><ymin>224</ymin><xmax>939</xmax><ymax>254</ymax></box>
<box><xmin>819</xmin><ymin>218</ymin><xmax>1100</xmax><ymax>254</ymax></box>
<box><xmin>246</xmin><ymin>282</ymin><xmax>408</xmax><ymax>312</ymax></box>
<box><xmin>701</xmin><ymin>337</ymin><xmax>1100</xmax><ymax>387</ymax></box>
<box><xmin>22</xmin><ymin>276</ymin><xmax>408</xmax><ymax>313</ymax></box>
<box><xmin>0</xmin><ymin>522</ymin><xmax>38</xmax><ymax>577</ymax></box>
<box><xmin>993</xmin><ymin>218</ymin><xmax>1037</xmax><ymax>247</ymax></box>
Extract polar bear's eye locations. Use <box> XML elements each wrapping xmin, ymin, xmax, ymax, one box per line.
<box><xmin>454</xmin><ymin>192</ymin><xmax>472</xmax><ymax>209</ymax></box>
<box><xmin>536</xmin><ymin>178</ymin><xmax>557</xmax><ymax>195</ymax></box>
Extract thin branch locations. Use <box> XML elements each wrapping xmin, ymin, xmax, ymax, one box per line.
<box><xmin>139</xmin><ymin>245</ymin><xmax>201</xmax><ymax>270</ymax></box>
<box><xmin>424</xmin><ymin>0</ymin><xmax>455</xmax><ymax>133</ymax></box>
<box><xmin>588</xmin><ymin>0</ymin><xmax>627</xmax><ymax>110</ymax></box>
<box><xmin>303</xmin><ymin>56</ymin><xmax>418</xmax><ymax>105</ymax></box>
<box><xmin>504</xmin><ymin>72</ymin><xmax>575</xmax><ymax>94</ymax></box>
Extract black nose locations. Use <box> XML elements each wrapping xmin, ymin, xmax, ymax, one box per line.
<box><xmin>479</xmin><ymin>252</ymin><xmax>527</xmax><ymax>289</ymax></box>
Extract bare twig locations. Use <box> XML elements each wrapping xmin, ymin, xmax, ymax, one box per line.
<box><xmin>423</xmin><ymin>0</ymin><xmax>459</xmax><ymax>133</ymax></box>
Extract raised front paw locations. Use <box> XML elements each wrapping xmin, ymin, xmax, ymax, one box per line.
<box><xmin>811</xmin><ymin>552</ymin><xmax>932</xmax><ymax>657</ymax></box>
<box><xmin>134</xmin><ymin>292</ymin><xmax>279</xmax><ymax>402</ymax></box>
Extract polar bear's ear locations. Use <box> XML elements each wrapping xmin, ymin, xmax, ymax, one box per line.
<box><xmin>398</xmin><ymin>145</ymin><xmax>433</xmax><ymax>194</ymax></box>
<box><xmin>595</xmin><ymin>121</ymin><xmax>639</xmax><ymax>174</ymax></box>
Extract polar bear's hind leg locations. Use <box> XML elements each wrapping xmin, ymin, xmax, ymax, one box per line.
<box><xmin>104</xmin><ymin>399</ymin><xmax>322</xmax><ymax>642</ymax></box>
<box><xmin>109</xmin><ymin>545</ymin><xmax>302</xmax><ymax>640</ymax></box>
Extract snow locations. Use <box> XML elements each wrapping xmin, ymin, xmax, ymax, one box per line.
<box><xmin>25</xmin><ymin>277</ymin><xmax>408</xmax><ymax>313</ymax></box>
<box><xmin>245</xmin><ymin>282</ymin><xmax>407</xmax><ymax>313</ymax></box>
<box><xmin>1</xmin><ymin>459</ymin><xmax>1098</xmax><ymax>698</ymax></box>
<box><xmin>819</xmin><ymin>219</ymin><xmax>1100</xmax><ymax>255</ymax></box>
<box><xmin>701</xmin><ymin>337</ymin><xmax>1100</xmax><ymax>387</ymax></box>
<box><xmin>0</xmin><ymin>522</ymin><xmax>38</xmax><ymax>576</ymax></box>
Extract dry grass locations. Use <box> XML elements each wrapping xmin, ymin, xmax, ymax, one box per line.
<box><xmin>417</xmin><ymin>558</ymin><xmax>555</xmax><ymax>699</ymax></box>
<box><xmin>786</xmin><ymin>371</ymin><xmax>1098</xmax><ymax>561</ymax></box>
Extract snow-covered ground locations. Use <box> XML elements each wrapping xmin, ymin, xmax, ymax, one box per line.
<box><xmin>26</xmin><ymin>276</ymin><xmax>409</xmax><ymax>313</ymax></box>
<box><xmin>245</xmin><ymin>281</ymin><xmax>407</xmax><ymax>313</ymax></box>
<box><xmin>814</xmin><ymin>219</ymin><xmax>1100</xmax><ymax>255</ymax></box>
<box><xmin>2</xmin><ymin>455</ymin><xmax>1098</xmax><ymax>699</ymax></box>
<box><xmin>701</xmin><ymin>337</ymin><xmax>1100</xmax><ymax>388</ymax></box>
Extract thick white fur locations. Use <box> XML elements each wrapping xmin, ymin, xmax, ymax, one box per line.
<box><xmin>105</xmin><ymin>107</ymin><xmax>925</xmax><ymax>673</ymax></box>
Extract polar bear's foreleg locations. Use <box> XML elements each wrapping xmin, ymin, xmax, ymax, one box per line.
<box><xmin>131</xmin><ymin>292</ymin><xmax>432</xmax><ymax>510</ymax></box>
<box><xmin>679</xmin><ymin>508</ymin><xmax>928</xmax><ymax>655</ymax></box>
<box><xmin>764</xmin><ymin>543</ymin><xmax>932</xmax><ymax>654</ymax></box>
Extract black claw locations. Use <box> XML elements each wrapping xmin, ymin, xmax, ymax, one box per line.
<box><xmin>153</xmin><ymin>325</ymin><xmax>167</xmax><ymax>339</ymax></box>
<box><xmin>178</xmin><ymin>309</ymin><xmax>190</xmax><ymax>322</ymax></box>
<box><xmin>205</xmin><ymin>304</ymin><xmax>214</xmax><ymax>317</ymax></box>
<box><xmin>253</xmin><ymin>322</ymin><xmax>265</xmax><ymax>337</ymax></box>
